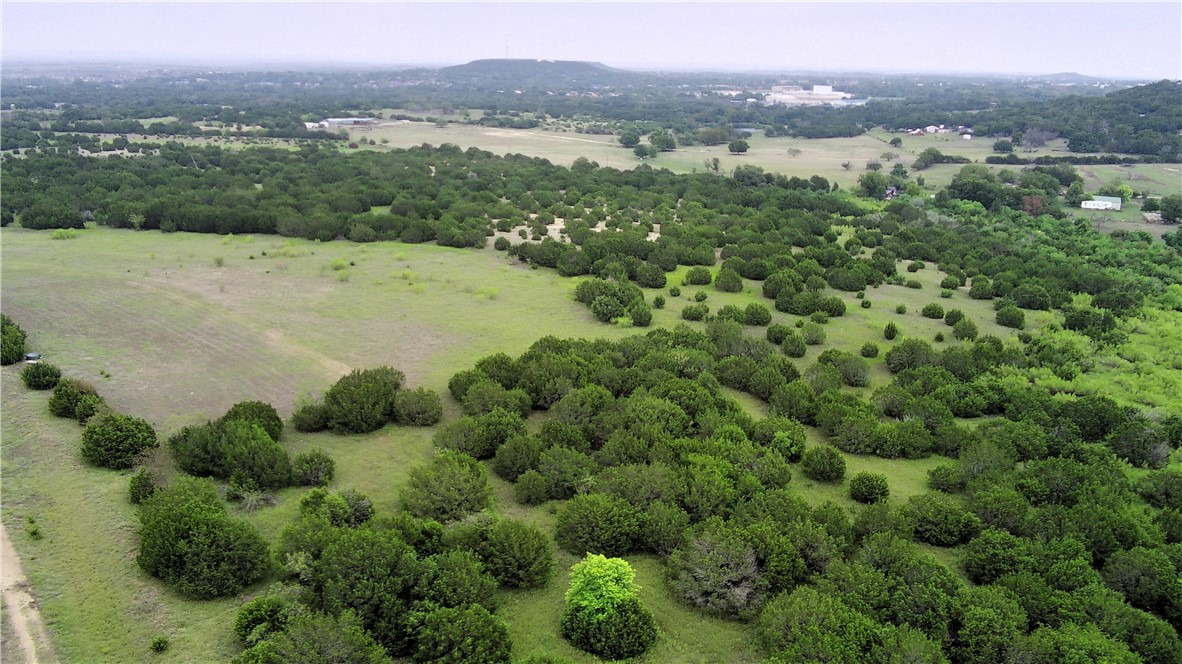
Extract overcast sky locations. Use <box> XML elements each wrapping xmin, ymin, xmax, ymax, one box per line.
<box><xmin>3</xmin><ymin>2</ymin><xmax>1180</xmax><ymax>79</ymax></box>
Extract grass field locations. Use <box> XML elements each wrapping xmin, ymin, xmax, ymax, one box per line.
<box><xmin>0</xmin><ymin>225</ymin><xmax>1154</xmax><ymax>662</ymax></box>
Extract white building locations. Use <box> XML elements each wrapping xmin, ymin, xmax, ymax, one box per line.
<box><xmin>1081</xmin><ymin>196</ymin><xmax>1124</xmax><ymax>211</ymax></box>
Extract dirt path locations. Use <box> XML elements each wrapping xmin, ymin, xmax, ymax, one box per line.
<box><xmin>1</xmin><ymin>523</ymin><xmax>56</xmax><ymax>663</ymax></box>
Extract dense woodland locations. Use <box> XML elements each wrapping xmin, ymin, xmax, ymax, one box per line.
<box><xmin>4</xmin><ymin>134</ymin><xmax>1182</xmax><ymax>661</ymax></box>
<box><xmin>3</xmin><ymin>61</ymin><xmax>1182</xmax><ymax>663</ymax></box>
<box><xmin>3</xmin><ymin>64</ymin><xmax>1178</xmax><ymax>156</ymax></box>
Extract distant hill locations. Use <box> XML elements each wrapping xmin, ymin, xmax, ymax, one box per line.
<box><xmin>436</xmin><ymin>58</ymin><xmax>638</xmax><ymax>89</ymax></box>
<box><xmin>970</xmin><ymin>80</ymin><xmax>1182</xmax><ymax>157</ymax></box>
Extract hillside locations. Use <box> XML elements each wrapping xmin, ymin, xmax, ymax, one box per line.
<box><xmin>436</xmin><ymin>58</ymin><xmax>636</xmax><ymax>89</ymax></box>
<box><xmin>968</xmin><ymin>80</ymin><xmax>1182</xmax><ymax>156</ymax></box>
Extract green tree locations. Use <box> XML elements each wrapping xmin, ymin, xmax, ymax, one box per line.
<box><xmin>1160</xmin><ymin>194</ymin><xmax>1182</xmax><ymax>223</ymax></box>
<box><xmin>253</xmin><ymin>610</ymin><xmax>392</xmax><ymax>664</ymax></box>
<box><xmin>394</xmin><ymin>388</ymin><xmax>444</xmax><ymax>425</ymax></box>
<box><xmin>666</xmin><ymin>518</ymin><xmax>769</xmax><ymax>619</ymax></box>
<box><xmin>560</xmin><ymin>554</ymin><xmax>658</xmax><ymax>660</ymax></box>
<box><xmin>858</xmin><ymin>171</ymin><xmax>890</xmax><ymax>199</ymax></box>
<box><xmin>992</xmin><ymin>139</ymin><xmax>1014</xmax><ymax>153</ymax></box>
<box><xmin>81</xmin><ymin>412</ymin><xmax>158</xmax><ymax>469</ymax></box>
<box><xmin>323</xmin><ymin>366</ymin><xmax>404</xmax><ymax>434</ymax></box>
<box><xmin>801</xmin><ymin>445</ymin><xmax>846</xmax><ymax>483</ymax></box>
<box><xmin>412</xmin><ymin>604</ymin><xmax>511</xmax><ymax>664</ymax></box>
<box><xmin>754</xmin><ymin>586</ymin><xmax>880</xmax><ymax>661</ymax></box>
<box><xmin>619</xmin><ymin>129</ymin><xmax>641</xmax><ymax>148</ymax></box>
<box><xmin>20</xmin><ymin>362</ymin><xmax>61</xmax><ymax>390</ymax></box>
<box><xmin>849</xmin><ymin>472</ymin><xmax>890</xmax><ymax>504</ymax></box>
<box><xmin>317</xmin><ymin>528</ymin><xmax>421</xmax><ymax>655</ymax></box>
<box><xmin>219</xmin><ymin>400</ymin><xmax>283</xmax><ymax>442</ymax></box>
<box><xmin>401</xmin><ymin>449</ymin><xmax>491</xmax><ymax>522</ymax></box>
<box><xmin>555</xmin><ymin>493</ymin><xmax>642</xmax><ymax>556</ymax></box>
<box><xmin>728</xmin><ymin>139</ymin><xmax>750</xmax><ymax>154</ymax></box>
<box><xmin>137</xmin><ymin>476</ymin><xmax>270</xmax><ymax>599</ymax></box>
<box><xmin>477</xmin><ymin>518</ymin><xmax>556</xmax><ymax>588</ymax></box>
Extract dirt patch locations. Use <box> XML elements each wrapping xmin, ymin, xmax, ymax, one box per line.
<box><xmin>1</xmin><ymin>524</ymin><xmax>56</xmax><ymax>663</ymax></box>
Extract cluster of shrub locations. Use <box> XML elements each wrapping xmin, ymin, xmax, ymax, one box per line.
<box><xmin>12</xmin><ymin>330</ymin><xmax>163</xmax><ymax>473</ymax></box>
<box><xmin>437</xmin><ymin>327</ymin><xmax>1181</xmax><ymax>663</ymax></box>
<box><xmin>168</xmin><ymin>401</ymin><xmax>336</xmax><ymax>502</ymax></box>
<box><xmin>225</xmin><ymin>480</ymin><xmax>556</xmax><ymax>663</ymax></box>
<box><xmin>7</xmin><ymin>141</ymin><xmax>1174</xmax><ymax>332</ymax></box>
<box><xmin>1</xmin><ymin>314</ymin><xmax>29</xmax><ymax>365</ymax></box>
<box><xmin>291</xmin><ymin>366</ymin><xmax>442</xmax><ymax>434</ymax></box>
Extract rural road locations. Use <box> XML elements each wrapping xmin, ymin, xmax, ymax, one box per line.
<box><xmin>1</xmin><ymin>523</ymin><xmax>54</xmax><ymax>663</ymax></box>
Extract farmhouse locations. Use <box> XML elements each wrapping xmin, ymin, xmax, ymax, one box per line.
<box><xmin>1081</xmin><ymin>196</ymin><xmax>1124</xmax><ymax>211</ymax></box>
<box><xmin>306</xmin><ymin>117</ymin><xmax>379</xmax><ymax>130</ymax></box>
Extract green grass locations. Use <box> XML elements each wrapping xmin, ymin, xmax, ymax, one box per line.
<box><xmin>0</xmin><ymin>224</ymin><xmax>1158</xmax><ymax>662</ymax></box>
<box><xmin>0</xmin><ymin>227</ymin><xmax>750</xmax><ymax>662</ymax></box>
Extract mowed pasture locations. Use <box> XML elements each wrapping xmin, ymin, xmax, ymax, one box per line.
<box><xmin>0</xmin><ymin>225</ymin><xmax>1072</xmax><ymax>662</ymax></box>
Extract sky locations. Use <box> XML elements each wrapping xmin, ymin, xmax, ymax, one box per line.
<box><xmin>3</xmin><ymin>1</ymin><xmax>1180</xmax><ymax>79</ymax></box>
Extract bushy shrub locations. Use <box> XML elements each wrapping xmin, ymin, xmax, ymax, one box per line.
<box><xmin>801</xmin><ymin>322</ymin><xmax>826</xmax><ymax>345</ymax></box>
<box><xmin>537</xmin><ymin>446</ymin><xmax>598</xmax><ymax>500</ymax></box>
<box><xmin>555</xmin><ymin>493</ymin><xmax>642</xmax><ymax>556</ymax></box>
<box><xmin>953</xmin><ymin>318</ymin><xmax>979</xmax><ymax>340</ymax></box>
<box><xmin>478</xmin><ymin>518</ymin><xmax>556</xmax><ymax>588</ymax></box>
<box><xmin>490</xmin><ymin>434</ymin><xmax>544</xmax><ymax>481</ymax></box>
<box><xmin>904</xmin><ymin>493</ymin><xmax>981</xmax><ymax>546</ymax></box>
<box><xmin>860</xmin><ymin>342</ymin><xmax>879</xmax><ymax>358</ymax></box>
<box><xmin>884</xmin><ymin>322</ymin><xmax>899</xmax><ymax>340</ymax></box>
<box><xmin>629</xmin><ymin>303</ymin><xmax>653</xmax><ymax>327</ymax></box>
<box><xmin>848</xmin><ymin>472</ymin><xmax>889</xmax><ymax>504</ymax></box>
<box><xmin>944</xmin><ymin>308</ymin><xmax>965</xmax><ymax>326</ymax></box>
<box><xmin>247</xmin><ymin>610</ymin><xmax>391</xmax><ymax>664</ymax></box>
<box><xmin>401</xmin><ymin>449</ymin><xmax>491</xmax><ymax>522</ymax></box>
<box><xmin>753</xmin><ymin>587</ymin><xmax>879</xmax><ymax>661</ymax></box>
<box><xmin>996</xmin><ymin>306</ymin><xmax>1026</xmax><ymax>330</ymax></box>
<box><xmin>514</xmin><ymin>469</ymin><xmax>548</xmax><ymax>505</ymax></box>
<box><xmin>323</xmin><ymin>367</ymin><xmax>405</xmax><ymax>434</ymax></box>
<box><xmin>781</xmin><ymin>330</ymin><xmax>807</xmax><ymax>357</ymax></box>
<box><xmin>21</xmin><ymin>362</ymin><xmax>61</xmax><ymax>390</ymax></box>
<box><xmin>715</xmin><ymin>269</ymin><xmax>743</xmax><ymax>293</ymax></box>
<box><xmin>48</xmin><ymin>378</ymin><xmax>100</xmax><ymax>422</ymax></box>
<box><xmin>235</xmin><ymin>595</ymin><xmax>291</xmax><ymax>645</ymax></box>
<box><xmin>128</xmin><ymin>467</ymin><xmax>157</xmax><ymax>505</ymax></box>
<box><xmin>681</xmin><ymin>303</ymin><xmax>709</xmax><ymax>321</ymax></box>
<box><xmin>413</xmin><ymin>604</ymin><xmax>511</xmax><ymax>664</ymax></box>
<box><xmin>0</xmin><ymin>315</ymin><xmax>27</xmax><ymax>365</ymax></box>
<box><xmin>666</xmin><ymin>519</ymin><xmax>771</xmax><ymax>619</ymax></box>
<box><xmin>292</xmin><ymin>449</ymin><xmax>335</xmax><ymax>487</ymax></box>
<box><xmin>434</xmin><ymin>408</ymin><xmax>524</xmax><ymax>460</ymax></box>
<box><xmin>137</xmin><ymin>477</ymin><xmax>270</xmax><ymax>599</ymax></box>
<box><xmin>74</xmin><ymin>392</ymin><xmax>107</xmax><ymax>423</ymax></box>
<box><xmin>219</xmin><ymin>400</ymin><xmax>283</xmax><ymax>442</ymax></box>
<box><xmin>560</xmin><ymin>554</ymin><xmax>657</xmax><ymax>660</ymax></box>
<box><xmin>291</xmin><ymin>400</ymin><xmax>330</xmax><ymax>432</ymax></box>
<box><xmin>416</xmin><ymin>550</ymin><xmax>500</xmax><ymax>611</ymax></box>
<box><xmin>767</xmin><ymin>323</ymin><xmax>792</xmax><ymax>345</ymax></box>
<box><xmin>82</xmin><ymin>413</ymin><xmax>158</xmax><ymax>469</ymax></box>
<box><xmin>801</xmin><ymin>445</ymin><xmax>846</xmax><ymax>483</ymax></box>
<box><xmin>921</xmin><ymin>303</ymin><xmax>945</xmax><ymax>319</ymax></box>
<box><xmin>493</xmin><ymin>236</ymin><xmax>510</xmax><ymax>251</ymax></box>
<box><xmin>394</xmin><ymin>388</ymin><xmax>444</xmax><ymax>425</ymax></box>
<box><xmin>684</xmin><ymin>266</ymin><xmax>712</xmax><ymax>285</ymax></box>
<box><xmin>745</xmin><ymin>303</ymin><xmax>772</xmax><ymax>326</ymax></box>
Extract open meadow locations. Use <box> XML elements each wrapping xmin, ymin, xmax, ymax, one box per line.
<box><xmin>0</xmin><ymin>224</ymin><xmax>1073</xmax><ymax>662</ymax></box>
